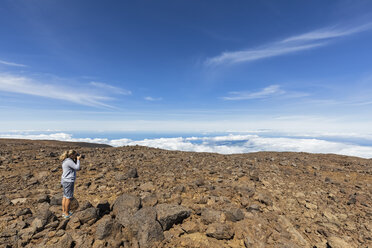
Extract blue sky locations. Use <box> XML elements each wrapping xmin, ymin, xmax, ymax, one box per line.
<box><xmin>1</xmin><ymin>0</ymin><xmax>372</xmax><ymax>135</ymax></box>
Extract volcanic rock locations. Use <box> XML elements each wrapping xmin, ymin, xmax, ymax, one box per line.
<box><xmin>113</xmin><ymin>193</ymin><xmax>141</xmax><ymax>227</ymax></box>
<box><xmin>206</xmin><ymin>223</ymin><xmax>234</xmax><ymax>240</ymax></box>
<box><xmin>155</xmin><ymin>204</ymin><xmax>191</xmax><ymax>230</ymax></box>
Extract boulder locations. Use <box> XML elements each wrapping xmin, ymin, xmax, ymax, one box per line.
<box><xmin>58</xmin><ymin>233</ymin><xmax>74</xmax><ymax>248</ymax></box>
<box><xmin>50</xmin><ymin>193</ymin><xmax>63</xmax><ymax>206</ymax></box>
<box><xmin>79</xmin><ymin>200</ymin><xmax>93</xmax><ymax>211</ymax></box>
<box><xmin>95</xmin><ymin>215</ymin><xmax>121</xmax><ymax>240</ymax></box>
<box><xmin>131</xmin><ymin>207</ymin><xmax>164</xmax><ymax>248</ymax></box>
<box><xmin>155</xmin><ymin>204</ymin><xmax>191</xmax><ymax>230</ymax></box>
<box><xmin>74</xmin><ymin>207</ymin><xmax>98</xmax><ymax>224</ymax></box>
<box><xmin>113</xmin><ymin>193</ymin><xmax>141</xmax><ymax>227</ymax></box>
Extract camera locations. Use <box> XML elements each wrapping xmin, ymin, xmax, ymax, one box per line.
<box><xmin>76</xmin><ymin>153</ymin><xmax>85</xmax><ymax>159</ymax></box>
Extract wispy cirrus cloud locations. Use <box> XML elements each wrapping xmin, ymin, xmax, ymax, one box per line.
<box><xmin>0</xmin><ymin>59</ymin><xmax>27</xmax><ymax>67</ymax></box>
<box><xmin>205</xmin><ymin>22</ymin><xmax>372</xmax><ymax>66</ymax></box>
<box><xmin>222</xmin><ymin>85</ymin><xmax>285</xmax><ymax>100</ymax></box>
<box><xmin>90</xmin><ymin>81</ymin><xmax>132</xmax><ymax>95</ymax></box>
<box><xmin>0</xmin><ymin>73</ymin><xmax>114</xmax><ymax>108</ymax></box>
<box><xmin>144</xmin><ymin>96</ymin><xmax>163</xmax><ymax>101</ymax></box>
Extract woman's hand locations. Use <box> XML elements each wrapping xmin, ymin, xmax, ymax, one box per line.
<box><xmin>77</xmin><ymin>154</ymin><xmax>82</xmax><ymax>160</ymax></box>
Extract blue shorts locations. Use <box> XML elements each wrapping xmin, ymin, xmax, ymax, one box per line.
<box><xmin>61</xmin><ymin>181</ymin><xmax>75</xmax><ymax>199</ymax></box>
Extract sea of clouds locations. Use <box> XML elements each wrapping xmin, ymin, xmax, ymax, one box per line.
<box><xmin>1</xmin><ymin>132</ymin><xmax>372</xmax><ymax>159</ymax></box>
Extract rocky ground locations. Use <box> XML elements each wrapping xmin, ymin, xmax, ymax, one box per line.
<box><xmin>0</xmin><ymin>138</ymin><xmax>371</xmax><ymax>248</ymax></box>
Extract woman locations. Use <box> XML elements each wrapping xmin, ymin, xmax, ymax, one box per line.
<box><xmin>59</xmin><ymin>150</ymin><xmax>82</xmax><ymax>218</ymax></box>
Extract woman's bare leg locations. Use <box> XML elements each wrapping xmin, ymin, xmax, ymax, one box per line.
<box><xmin>62</xmin><ymin>197</ymin><xmax>66</xmax><ymax>213</ymax></box>
<box><xmin>65</xmin><ymin>198</ymin><xmax>71</xmax><ymax>214</ymax></box>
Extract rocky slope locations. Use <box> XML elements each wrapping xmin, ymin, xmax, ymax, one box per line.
<box><xmin>0</xmin><ymin>138</ymin><xmax>371</xmax><ymax>248</ymax></box>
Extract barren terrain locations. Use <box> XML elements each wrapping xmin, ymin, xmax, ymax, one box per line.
<box><xmin>0</xmin><ymin>138</ymin><xmax>371</xmax><ymax>247</ymax></box>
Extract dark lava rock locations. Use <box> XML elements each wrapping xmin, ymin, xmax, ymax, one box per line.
<box><xmin>36</xmin><ymin>194</ymin><xmax>50</xmax><ymax>203</ymax></box>
<box><xmin>113</xmin><ymin>193</ymin><xmax>141</xmax><ymax>227</ymax></box>
<box><xmin>79</xmin><ymin>200</ymin><xmax>93</xmax><ymax>211</ymax></box>
<box><xmin>206</xmin><ymin>223</ymin><xmax>234</xmax><ymax>240</ymax></box>
<box><xmin>50</xmin><ymin>193</ymin><xmax>63</xmax><ymax>206</ymax></box>
<box><xmin>35</xmin><ymin>202</ymin><xmax>55</xmax><ymax>226</ymax></box>
<box><xmin>95</xmin><ymin>215</ymin><xmax>121</xmax><ymax>240</ymax></box>
<box><xmin>127</xmin><ymin>168</ymin><xmax>138</xmax><ymax>178</ymax></box>
<box><xmin>74</xmin><ymin>207</ymin><xmax>98</xmax><ymax>224</ymax></box>
<box><xmin>131</xmin><ymin>207</ymin><xmax>164</xmax><ymax>248</ymax></box>
<box><xmin>224</xmin><ymin>208</ymin><xmax>244</xmax><ymax>222</ymax></box>
<box><xmin>58</xmin><ymin>233</ymin><xmax>74</xmax><ymax>248</ymax></box>
<box><xmin>155</xmin><ymin>204</ymin><xmax>191</xmax><ymax>231</ymax></box>
<box><xmin>15</xmin><ymin>208</ymin><xmax>32</xmax><ymax>217</ymax></box>
<box><xmin>96</xmin><ymin>200</ymin><xmax>110</xmax><ymax>217</ymax></box>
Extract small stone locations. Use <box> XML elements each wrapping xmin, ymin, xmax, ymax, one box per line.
<box><xmin>142</xmin><ymin>194</ymin><xmax>158</xmax><ymax>207</ymax></box>
<box><xmin>181</xmin><ymin>221</ymin><xmax>199</xmax><ymax>234</ymax></box>
<box><xmin>115</xmin><ymin>173</ymin><xmax>126</xmax><ymax>181</ymax></box>
<box><xmin>126</xmin><ymin>168</ymin><xmax>138</xmax><ymax>178</ymax></box>
<box><xmin>11</xmin><ymin>198</ymin><xmax>28</xmax><ymax>205</ymax></box>
<box><xmin>206</xmin><ymin>223</ymin><xmax>234</xmax><ymax>240</ymax></box>
<box><xmin>305</xmin><ymin>202</ymin><xmax>317</xmax><ymax>210</ymax></box>
<box><xmin>327</xmin><ymin>236</ymin><xmax>355</xmax><ymax>248</ymax></box>
<box><xmin>174</xmin><ymin>185</ymin><xmax>185</xmax><ymax>193</ymax></box>
<box><xmin>194</xmin><ymin>178</ymin><xmax>205</xmax><ymax>187</ymax></box>
<box><xmin>140</xmin><ymin>182</ymin><xmax>155</xmax><ymax>192</ymax></box>
<box><xmin>201</xmin><ymin>208</ymin><xmax>223</xmax><ymax>224</ymax></box>
<box><xmin>257</xmin><ymin>193</ymin><xmax>273</xmax><ymax>206</ymax></box>
<box><xmin>224</xmin><ymin>208</ymin><xmax>244</xmax><ymax>222</ymax></box>
<box><xmin>247</xmin><ymin>204</ymin><xmax>260</xmax><ymax>212</ymax></box>
<box><xmin>15</xmin><ymin>208</ymin><xmax>32</xmax><ymax>217</ymax></box>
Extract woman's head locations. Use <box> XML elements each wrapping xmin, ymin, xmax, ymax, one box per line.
<box><xmin>59</xmin><ymin>150</ymin><xmax>78</xmax><ymax>161</ymax></box>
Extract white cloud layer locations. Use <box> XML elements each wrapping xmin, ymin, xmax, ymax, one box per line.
<box><xmin>0</xmin><ymin>73</ymin><xmax>114</xmax><ymax>108</ymax></box>
<box><xmin>205</xmin><ymin>22</ymin><xmax>372</xmax><ymax>66</ymax></box>
<box><xmin>223</xmin><ymin>85</ymin><xmax>285</xmax><ymax>100</ymax></box>
<box><xmin>0</xmin><ymin>59</ymin><xmax>27</xmax><ymax>67</ymax></box>
<box><xmin>1</xmin><ymin>132</ymin><xmax>371</xmax><ymax>158</ymax></box>
<box><xmin>90</xmin><ymin>81</ymin><xmax>132</xmax><ymax>95</ymax></box>
<box><xmin>144</xmin><ymin>96</ymin><xmax>163</xmax><ymax>101</ymax></box>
